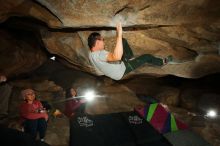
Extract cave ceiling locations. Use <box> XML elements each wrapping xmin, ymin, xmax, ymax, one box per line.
<box><xmin>0</xmin><ymin>0</ymin><xmax>220</xmax><ymax>79</ymax></box>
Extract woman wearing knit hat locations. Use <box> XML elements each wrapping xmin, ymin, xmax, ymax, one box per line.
<box><xmin>19</xmin><ymin>88</ymin><xmax>48</xmax><ymax>142</ymax></box>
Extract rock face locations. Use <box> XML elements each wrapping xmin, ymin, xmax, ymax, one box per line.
<box><xmin>0</xmin><ymin>29</ymin><xmax>47</xmax><ymax>78</ymax></box>
<box><xmin>124</xmin><ymin>74</ymin><xmax>220</xmax><ymax>146</ymax></box>
<box><xmin>0</xmin><ymin>1</ymin><xmax>220</xmax><ymax>145</ymax></box>
<box><xmin>0</xmin><ymin>0</ymin><xmax>220</xmax><ymax>78</ymax></box>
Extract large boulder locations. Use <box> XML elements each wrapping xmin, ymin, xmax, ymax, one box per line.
<box><xmin>0</xmin><ymin>0</ymin><xmax>219</xmax><ymax>78</ymax></box>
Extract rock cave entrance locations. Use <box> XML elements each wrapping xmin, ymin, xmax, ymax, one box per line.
<box><xmin>0</xmin><ymin>1</ymin><xmax>220</xmax><ymax>146</ymax></box>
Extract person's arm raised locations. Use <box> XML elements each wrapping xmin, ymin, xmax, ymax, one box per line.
<box><xmin>107</xmin><ymin>23</ymin><xmax>123</xmax><ymax>61</ymax></box>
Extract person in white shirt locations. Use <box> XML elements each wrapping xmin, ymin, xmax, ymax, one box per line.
<box><xmin>88</xmin><ymin>23</ymin><xmax>172</xmax><ymax>80</ymax></box>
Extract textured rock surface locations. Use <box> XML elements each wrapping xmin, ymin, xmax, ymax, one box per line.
<box><xmin>0</xmin><ymin>0</ymin><xmax>220</xmax><ymax>78</ymax></box>
<box><xmin>0</xmin><ymin>1</ymin><xmax>220</xmax><ymax>146</ymax></box>
<box><xmin>0</xmin><ymin>29</ymin><xmax>47</xmax><ymax>78</ymax></box>
<box><xmin>0</xmin><ymin>0</ymin><xmax>61</xmax><ymax>27</ymax></box>
<box><xmin>124</xmin><ymin>75</ymin><xmax>220</xmax><ymax>146</ymax></box>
